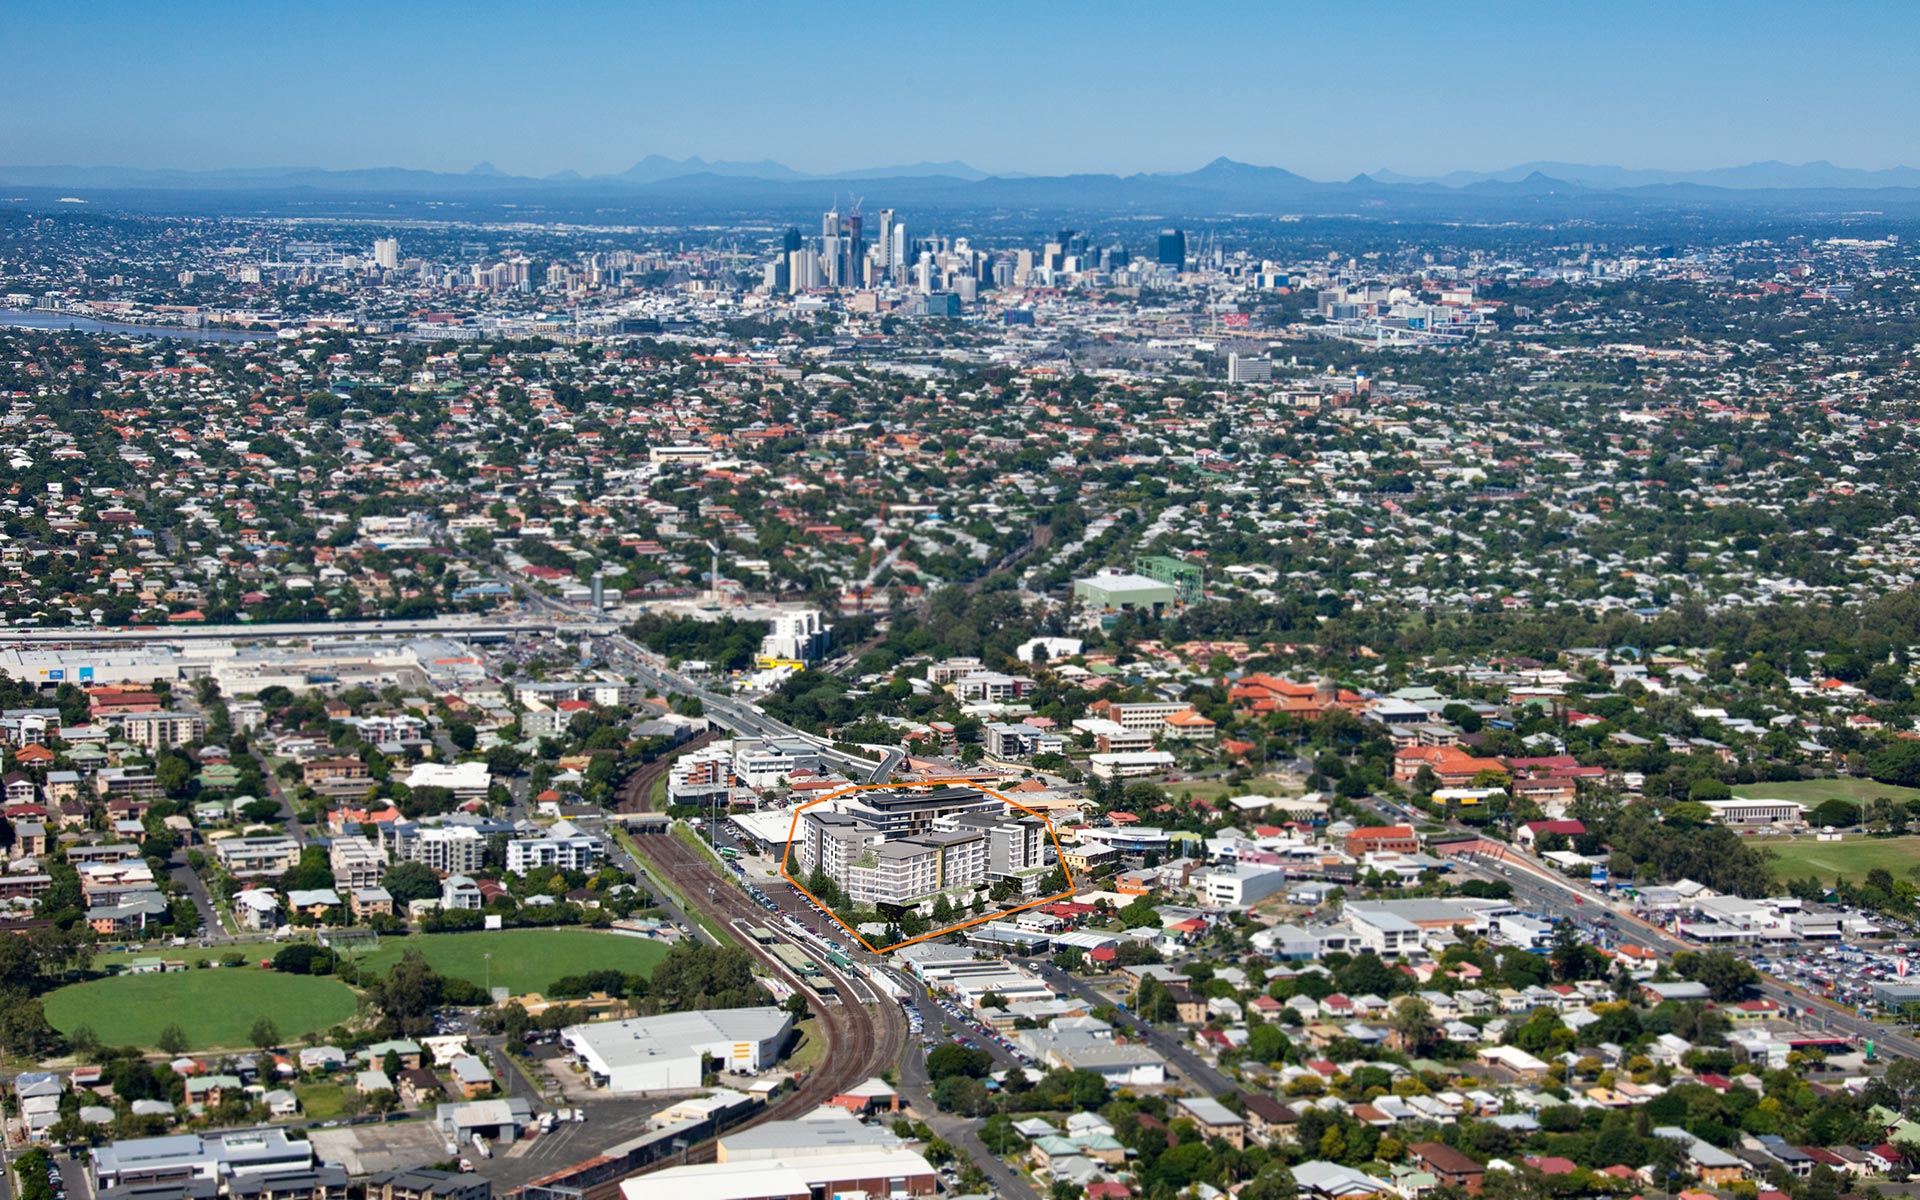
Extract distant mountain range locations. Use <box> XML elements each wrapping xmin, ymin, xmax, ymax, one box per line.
<box><xmin>0</xmin><ymin>154</ymin><xmax>1005</xmax><ymax>191</ymax></box>
<box><xmin>1368</xmin><ymin>159</ymin><xmax>1920</xmax><ymax>190</ymax></box>
<box><xmin>7</xmin><ymin>155</ymin><xmax>1920</xmax><ymax>216</ymax></box>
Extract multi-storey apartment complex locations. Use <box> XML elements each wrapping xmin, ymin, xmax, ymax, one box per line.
<box><xmin>117</xmin><ymin>711</ymin><xmax>207</xmax><ymax>752</ymax></box>
<box><xmin>398</xmin><ymin>825</ymin><xmax>487</xmax><ymax>875</ymax></box>
<box><xmin>214</xmin><ymin>836</ymin><xmax>302</xmax><ymax>877</ymax></box>
<box><xmin>505</xmin><ymin>821</ymin><xmax>603</xmax><ymax>874</ymax></box>
<box><xmin>796</xmin><ymin>787</ymin><xmax>1038</xmax><ymax>908</ymax></box>
<box><xmin>932</xmin><ymin>810</ymin><xmax>1051</xmax><ymax>886</ymax></box>
<box><xmin>327</xmin><ymin>835</ymin><xmax>388</xmax><ymax>890</ymax></box>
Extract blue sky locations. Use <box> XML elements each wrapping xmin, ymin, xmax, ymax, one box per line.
<box><xmin>9</xmin><ymin>0</ymin><xmax>1918</xmax><ymax>178</ymax></box>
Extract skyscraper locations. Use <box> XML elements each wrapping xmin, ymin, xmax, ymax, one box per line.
<box><xmin>781</xmin><ymin>227</ymin><xmax>803</xmax><ymax>254</ymax></box>
<box><xmin>844</xmin><ymin>209</ymin><xmax>864</xmax><ymax>287</ymax></box>
<box><xmin>1157</xmin><ymin>229</ymin><xmax>1187</xmax><ymax>270</ymax></box>
<box><xmin>874</xmin><ymin>209</ymin><xmax>895</xmax><ymax>279</ymax></box>
<box><xmin>372</xmin><ymin>237</ymin><xmax>400</xmax><ymax>270</ymax></box>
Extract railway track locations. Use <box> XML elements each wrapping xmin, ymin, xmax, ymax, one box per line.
<box><xmin>608</xmin><ymin>756</ymin><xmax>908</xmax><ymax>1173</ymax></box>
<box><xmin>612</xmin><ymin>728</ymin><xmax>721</xmax><ymax>815</ymax></box>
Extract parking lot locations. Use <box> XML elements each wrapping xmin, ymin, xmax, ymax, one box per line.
<box><xmin>1751</xmin><ymin>941</ymin><xmax>1920</xmax><ymax>1013</ymax></box>
<box><xmin>473</xmin><ymin>1099</ymin><xmax>676</xmax><ymax>1194</ymax></box>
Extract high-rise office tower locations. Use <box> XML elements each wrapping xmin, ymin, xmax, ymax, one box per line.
<box><xmin>372</xmin><ymin>237</ymin><xmax>400</xmax><ymax>270</ymax></box>
<box><xmin>874</xmin><ymin>210</ymin><xmax>894</xmax><ymax>278</ymax></box>
<box><xmin>782</xmin><ymin>227</ymin><xmax>803</xmax><ymax>254</ymax></box>
<box><xmin>789</xmin><ymin>248</ymin><xmax>821</xmax><ymax>293</ymax></box>
<box><xmin>1157</xmin><ymin>229</ymin><xmax>1187</xmax><ymax>269</ymax></box>
<box><xmin>821</xmin><ymin>235</ymin><xmax>843</xmax><ymax>287</ymax></box>
<box><xmin>844</xmin><ymin>210</ymin><xmax>864</xmax><ymax>287</ymax></box>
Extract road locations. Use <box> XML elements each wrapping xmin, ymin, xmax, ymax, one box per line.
<box><xmin>167</xmin><ymin>858</ymin><xmax>226</xmax><ymax>942</ymax></box>
<box><xmin>897</xmin><ymin>1040</ymin><xmax>1041</xmax><ymax>1200</ymax></box>
<box><xmin>1029</xmin><ymin>961</ymin><xmax>1239</xmax><ymax>1095</ymax></box>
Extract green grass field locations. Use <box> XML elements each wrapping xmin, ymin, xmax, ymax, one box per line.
<box><xmin>44</xmin><ymin>969</ymin><xmax>357</xmax><ymax>1050</ymax></box>
<box><xmin>1764</xmin><ymin>834</ymin><xmax>1920</xmax><ymax>885</ymax></box>
<box><xmin>1173</xmin><ymin>776</ymin><xmax>1303</xmax><ymax>803</ymax></box>
<box><xmin>1734</xmin><ymin>779</ymin><xmax>1920</xmax><ymax>806</ymax></box>
<box><xmin>293</xmin><ymin>1082</ymin><xmax>348</xmax><ymax>1120</ymax></box>
<box><xmin>357</xmin><ymin>929</ymin><xmax>669</xmax><ymax>996</ymax></box>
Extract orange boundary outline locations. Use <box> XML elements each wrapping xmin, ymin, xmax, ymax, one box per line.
<box><xmin>778</xmin><ymin>780</ymin><xmax>1078</xmax><ymax>954</ymax></box>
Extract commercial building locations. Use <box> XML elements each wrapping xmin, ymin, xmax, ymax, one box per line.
<box><xmin>1228</xmin><ymin>353</ymin><xmax>1272</xmax><ymax>384</ymax></box>
<box><xmin>402</xmin><ymin>762</ymin><xmax>491</xmax><ymax>801</ymax></box>
<box><xmin>621</xmin><ymin>1148</ymin><xmax>936</xmax><ymax>1200</ymax></box>
<box><xmin>1073</xmin><ymin>569</ymin><xmax>1179</xmax><ymax>617</ymax></box>
<box><xmin>716</xmin><ymin>1119</ymin><xmax>904</xmax><ymax>1163</ymax></box>
<box><xmin>1701</xmin><ymin>798</ymin><xmax>1806</xmax><ymax>827</ymax></box>
<box><xmin>1199</xmin><ymin>864</ymin><xmax>1291</xmax><ymax>909</ymax></box>
<box><xmin>1088</xmin><ymin>750</ymin><xmax>1175</xmax><ymax>779</ymax></box>
<box><xmin>1156</xmin><ymin>229</ymin><xmax>1187</xmax><ymax>269</ymax></box>
<box><xmin>561</xmin><ymin>1008</ymin><xmax>792</xmax><ymax>1094</ymax></box>
<box><xmin>91</xmin><ymin>1129</ymin><xmax>315</xmax><ymax>1191</ymax></box>
<box><xmin>733</xmin><ymin>738</ymin><xmax>824</xmax><ymax>789</ymax></box>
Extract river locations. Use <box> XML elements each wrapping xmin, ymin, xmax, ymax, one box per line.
<box><xmin>0</xmin><ymin>311</ymin><xmax>272</xmax><ymax>342</ymax></box>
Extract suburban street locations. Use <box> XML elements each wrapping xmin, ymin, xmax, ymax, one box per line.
<box><xmin>897</xmin><ymin>1041</ymin><xmax>1041</xmax><ymax>1200</ymax></box>
<box><xmin>1028</xmin><ymin>961</ymin><xmax>1239</xmax><ymax>1096</ymax></box>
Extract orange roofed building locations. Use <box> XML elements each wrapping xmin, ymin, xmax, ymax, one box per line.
<box><xmin>1393</xmin><ymin>745</ymin><xmax>1508</xmax><ymax>787</ymax></box>
<box><xmin>1228</xmin><ymin>675</ymin><xmax>1363</xmax><ymax>717</ymax></box>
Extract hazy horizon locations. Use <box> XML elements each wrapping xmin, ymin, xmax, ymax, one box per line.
<box><xmin>9</xmin><ymin>0</ymin><xmax>1919</xmax><ymax>180</ymax></box>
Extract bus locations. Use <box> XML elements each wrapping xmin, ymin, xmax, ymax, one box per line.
<box><xmin>718</xmin><ymin>847</ymin><xmax>740</xmax><ymax>860</ymax></box>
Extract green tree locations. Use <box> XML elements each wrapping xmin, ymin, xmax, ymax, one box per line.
<box><xmin>382</xmin><ymin>860</ymin><xmax>443</xmax><ymax>904</ymax></box>
<box><xmin>157</xmin><ymin>1023</ymin><xmax>190</xmax><ymax>1055</ymax></box>
<box><xmin>249</xmin><ymin>1016</ymin><xmax>281</xmax><ymax>1050</ymax></box>
<box><xmin>1388</xmin><ymin>996</ymin><xmax>1441</xmax><ymax>1055</ymax></box>
<box><xmin>1680</xmin><ymin>950</ymin><xmax>1760</xmax><ymax>1001</ymax></box>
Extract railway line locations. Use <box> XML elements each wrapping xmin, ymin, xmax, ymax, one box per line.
<box><xmin>607</xmin><ymin>757</ymin><xmax>908</xmax><ymax>1174</ymax></box>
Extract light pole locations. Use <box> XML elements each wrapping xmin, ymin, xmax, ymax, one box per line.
<box><xmin>484</xmin><ymin>952</ymin><xmax>492</xmax><ymax>1000</ymax></box>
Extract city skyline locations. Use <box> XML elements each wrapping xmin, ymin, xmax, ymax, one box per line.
<box><xmin>9</xmin><ymin>0</ymin><xmax>1920</xmax><ymax>180</ymax></box>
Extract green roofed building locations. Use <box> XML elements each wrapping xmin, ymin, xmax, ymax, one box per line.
<box><xmin>1074</xmin><ymin>568</ymin><xmax>1179</xmax><ymax>617</ymax></box>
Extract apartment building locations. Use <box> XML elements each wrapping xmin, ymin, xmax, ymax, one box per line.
<box><xmin>925</xmin><ymin>657</ymin><xmax>985</xmax><ymax>685</ymax></box>
<box><xmin>932</xmin><ymin>811</ymin><xmax>1050</xmax><ymax>884</ymax></box>
<box><xmin>214</xmin><ymin>836</ymin><xmax>302</xmax><ymax>878</ymax></box>
<box><xmin>1092</xmin><ymin>701</ymin><xmax>1192</xmax><ymax>731</ymax></box>
<box><xmin>983</xmin><ymin>723</ymin><xmax>1067</xmax><ymax>759</ymax></box>
<box><xmin>400</xmin><ymin>826</ymin><xmax>487</xmax><ymax>875</ymax></box>
<box><xmin>327</xmin><ymin>836</ymin><xmax>388</xmax><ymax>890</ymax></box>
<box><xmin>668</xmin><ymin>744</ymin><xmax>736</xmax><ymax>804</ymax></box>
<box><xmin>505</xmin><ymin>822</ymin><xmax>603</xmax><ymax>874</ymax></box>
<box><xmin>798</xmin><ymin>787</ymin><xmax>1011</xmax><ymax>907</ymax></box>
<box><xmin>949</xmin><ymin>672</ymin><xmax>1036</xmax><ymax>703</ymax></box>
<box><xmin>841</xmin><ymin>830</ymin><xmax>987</xmax><ymax>906</ymax></box>
<box><xmin>118</xmin><ymin>711</ymin><xmax>208</xmax><ymax>752</ymax></box>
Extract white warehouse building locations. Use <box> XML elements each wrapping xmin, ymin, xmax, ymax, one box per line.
<box><xmin>561</xmin><ymin>1008</ymin><xmax>792</xmax><ymax>1094</ymax></box>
